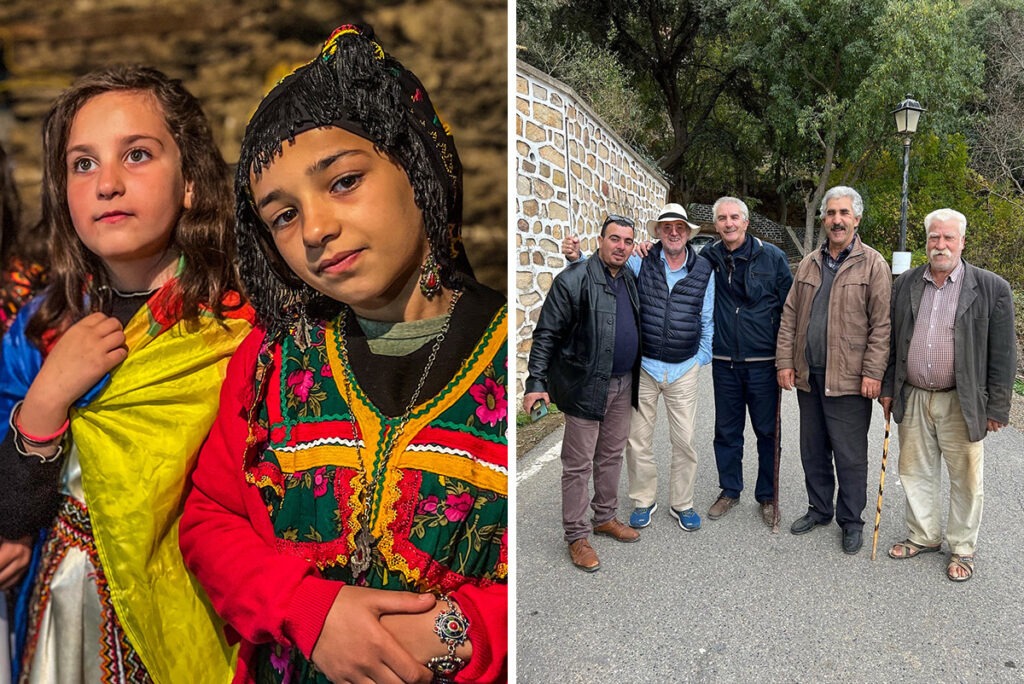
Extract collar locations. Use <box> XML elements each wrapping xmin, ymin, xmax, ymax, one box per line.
<box><xmin>923</xmin><ymin>258</ymin><xmax>964</xmax><ymax>285</ymax></box>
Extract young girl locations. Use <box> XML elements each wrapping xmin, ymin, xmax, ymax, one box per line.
<box><xmin>179</xmin><ymin>25</ymin><xmax>508</xmax><ymax>683</ymax></box>
<box><xmin>0</xmin><ymin>66</ymin><xmax>252</xmax><ymax>683</ymax></box>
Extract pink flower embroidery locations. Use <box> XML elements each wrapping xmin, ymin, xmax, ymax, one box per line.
<box><xmin>286</xmin><ymin>369</ymin><xmax>314</xmax><ymax>402</ymax></box>
<box><xmin>417</xmin><ymin>494</ymin><xmax>440</xmax><ymax>515</ymax></box>
<box><xmin>313</xmin><ymin>467</ymin><xmax>328</xmax><ymax>497</ymax></box>
<box><xmin>469</xmin><ymin>377</ymin><xmax>507</xmax><ymax>427</ymax></box>
<box><xmin>444</xmin><ymin>492</ymin><xmax>474</xmax><ymax>522</ymax></box>
<box><xmin>320</xmin><ymin>363</ymin><xmax>332</xmax><ymax>378</ymax></box>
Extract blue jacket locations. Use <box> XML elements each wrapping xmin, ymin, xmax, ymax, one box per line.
<box><xmin>702</xmin><ymin>236</ymin><xmax>793</xmax><ymax>363</ymax></box>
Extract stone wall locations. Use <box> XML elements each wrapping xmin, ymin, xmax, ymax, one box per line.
<box><xmin>515</xmin><ymin>60</ymin><xmax>669</xmax><ymax>400</ymax></box>
<box><xmin>0</xmin><ymin>0</ymin><xmax>506</xmax><ymax>290</ymax></box>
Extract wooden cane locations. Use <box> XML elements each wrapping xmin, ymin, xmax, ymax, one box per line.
<box><xmin>771</xmin><ymin>385</ymin><xmax>782</xmax><ymax>534</ymax></box>
<box><xmin>869</xmin><ymin>416</ymin><xmax>892</xmax><ymax>560</ymax></box>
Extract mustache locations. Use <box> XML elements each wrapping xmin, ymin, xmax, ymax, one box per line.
<box><xmin>930</xmin><ymin>248</ymin><xmax>953</xmax><ymax>259</ymax></box>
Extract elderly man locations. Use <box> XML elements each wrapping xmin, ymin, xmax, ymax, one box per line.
<box><xmin>776</xmin><ymin>186</ymin><xmax>891</xmax><ymax>555</ymax></box>
<box><xmin>881</xmin><ymin>208</ymin><xmax>1016</xmax><ymax>582</ymax></box>
<box><xmin>525</xmin><ymin>215</ymin><xmax>641</xmax><ymax>572</ymax></box>
<box><xmin>563</xmin><ymin>203</ymin><xmax>714</xmax><ymax>532</ymax></box>
<box><xmin>700</xmin><ymin>197</ymin><xmax>792</xmax><ymax>526</ymax></box>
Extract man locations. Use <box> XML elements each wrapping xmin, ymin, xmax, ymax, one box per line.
<box><xmin>563</xmin><ymin>203</ymin><xmax>714</xmax><ymax>532</ymax></box>
<box><xmin>880</xmin><ymin>208</ymin><xmax>1016</xmax><ymax>582</ymax></box>
<box><xmin>525</xmin><ymin>215</ymin><xmax>641</xmax><ymax>572</ymax></box>
<box><xmin>700</xmin><ymin>197</ymin><xmax>792</xmax><ymax>526</ymax></box>
<box><xmin>776</xmin><ymin>186</ymin><xmax>890</xmax><ymax>555</ymax></box>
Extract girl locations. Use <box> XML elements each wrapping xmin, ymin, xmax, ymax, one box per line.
<box><xmin>179</xmin><ymin>25</ymin><xmax>508</xmax><ymax>684</ymax></box>
<box><xmin>0</xmin><ymin>66</ymin><xmax>252</xmax><ymax>683</ymax></box>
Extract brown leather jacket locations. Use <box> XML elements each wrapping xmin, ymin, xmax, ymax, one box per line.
<box><xmin>776</xmin><ymin>234</ymin><xmax>891</xmax><ymax>395</ymax></box>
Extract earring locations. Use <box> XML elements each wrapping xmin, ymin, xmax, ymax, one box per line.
<box><xmin>419</xmin><ymin>252</ymin><xmax>442</xmax><ymax>298</ymax></box>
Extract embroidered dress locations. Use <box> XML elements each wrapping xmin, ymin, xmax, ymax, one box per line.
<box><xmin>0</xmin><ymin>282</ymin><xmax>252</xmax><ymax>684</ymax></box>
<box><xmin>180</xmin><ymin>285</ymin><xmax>508</xmax><ymax>684</ymax></box>
<box><xmin>251</xmin><ymin>306</ymin><xmax>506</xmax><ymax>682</ymax></box>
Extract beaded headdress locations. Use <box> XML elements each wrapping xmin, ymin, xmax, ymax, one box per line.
<box><xmin>235</xmin><ymin>24</ymin><xmax>467</xmax><ymax>335</ymax></box>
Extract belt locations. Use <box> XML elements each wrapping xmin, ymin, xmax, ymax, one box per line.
<box><xmin>910</xmin><ymin>384</ymin><xmax>955</xmax><ymax>393</ymax></box>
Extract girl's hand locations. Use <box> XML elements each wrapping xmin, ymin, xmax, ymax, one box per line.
<box><xmin>381</xmin><ymin>598</ymin><xmax>474</xmax><ymax>665</ymax></box>
<box><xmin>311</xmin><ymin>585</ymin><xmax>434</xmax><ymax>683</ymax></box>
<box><xmin>0</xmin><ymin>536</ymin><xmax>33</xmax><ymax>590</ymax></box>
<box><xmin>20</xmin><ymin>313</ymin><xmax>127</xmax><ymax>437</ymax></box>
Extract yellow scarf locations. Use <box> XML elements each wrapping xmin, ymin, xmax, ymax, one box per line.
<box><xmin>71</xmin><ymin>302</ymin><xmax>250</xmax><ymax>683</ymax></box>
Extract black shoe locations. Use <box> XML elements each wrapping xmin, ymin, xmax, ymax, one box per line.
<box><xmin>790</xmin><ymin>513</ymin><xmax>827</xmax><ymax>535</ymax></box>
<box><xmin>842</xmin><ymin>527</ymin><xmax>863</xmax><ymax>555</ymax></box>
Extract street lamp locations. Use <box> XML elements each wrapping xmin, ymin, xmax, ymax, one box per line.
<box><xmin>891</xmin><ymin>94</ymin><xmax>925</xmax><ymax>274</ymax></box>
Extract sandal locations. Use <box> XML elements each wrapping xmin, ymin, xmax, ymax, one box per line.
<box><xmin>888</xmin><ymin>539</ymin><xmax>941</xmax><ymax>559</ymax></box>
<box><xmin>947</xmin><ymin>554</ymin><xmax>975</xmax><ymax>582</ymax></box>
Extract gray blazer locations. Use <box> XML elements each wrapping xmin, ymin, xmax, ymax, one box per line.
<box><xmin>882</xmin><ymin>260</ymin><xmax>1017</xmax><ymax>441</ymax></box>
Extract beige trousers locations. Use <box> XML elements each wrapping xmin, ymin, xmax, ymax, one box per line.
<box><xmin>626</xmin><ymin>364</ymin><xmax>701</xmax><ymax>511</ymax></box>
<box><xmin>898</xmin><ymin>386</ymin><xmax>984</xmax><ymax>556</ymax></box>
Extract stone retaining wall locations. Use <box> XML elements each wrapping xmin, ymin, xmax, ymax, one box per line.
<box><xmin>515</xmin><ymin>60</ymin><xmax>669</xmax><ymax>400</ymax></box>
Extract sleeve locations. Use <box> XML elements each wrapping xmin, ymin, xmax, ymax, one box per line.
<box><xmin>881</xmin><ymin>276</ymin><xmax>902</xmax><ymax>399</ymax></box>
<box><xmin>452</xmin><ymin>583</ymin><xmax>507</xmax><ymax>683</ymax></box>
<box><xmin>861</xmin><ymin>254</ymin><xmax>893</xmax><ymax>381</ymax></box>
<box><xmin>775</xmin><ymin>250</ymin><xmax>794</xmax><ymax>314</ymax></box>
<box><xmin>524</xmin><ymin>274</ymin><xmax>576</xmax><ymax>395</ymax></box>
<box><xmin>697</xmin><ymin>275</ymin><xmax>715</xmax><ymax>366</ymax></box>
<box><xmin>0</xmin><ymin>300</ymin><xmax>62</xmax><ymax>539</ymax></box>
<box><xmin>178</xmin><ymin>328</ymin><xmax>342</xmax><ymax>659</ymax></box>
<box><xmin>775</xmin><ymin>261</ymin><xmax>802</xmax><ymax>371</ymax></box>
<box><xmin>985</xmin><ymin>276</ymin><xmax>1017</xmax><ymax>423</ymax></box>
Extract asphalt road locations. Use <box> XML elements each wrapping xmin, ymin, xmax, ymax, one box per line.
<box><xmin>514</xmin><ymin>366</ymin><xmax>1024</xmax><ymax>682</ymax></box>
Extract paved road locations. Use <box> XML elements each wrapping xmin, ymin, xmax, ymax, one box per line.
<box><xmin>515</xmin><ymin>366</ymin><xmax>1024</xmax><ymax>682</ymax></box>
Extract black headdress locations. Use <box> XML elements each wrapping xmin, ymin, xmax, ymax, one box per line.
<box><xmin>235</xmin><ymin>24</ymin><xmax>468</xmax><ymax>336</ymax></box>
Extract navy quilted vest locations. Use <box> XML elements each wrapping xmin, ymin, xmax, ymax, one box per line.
<box><xmin>637</xmin><ymin>242</ymin><xmax>711</xmax><ymax>363</ymax></box>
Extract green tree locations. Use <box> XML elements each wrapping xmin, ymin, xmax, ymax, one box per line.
<box><xmin>729</xmin><ymin>0</ymin><xmax>984</xmax><ymax>253</ymax></box>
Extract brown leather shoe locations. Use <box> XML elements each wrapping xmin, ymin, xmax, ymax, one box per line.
<box><xmin>568</xmin><ymin>538</ymin><xmax>600</xmax><ymax>572</ymax></box>
<box><xmin>708</xmin><ymin>495</ymin><xmax>739</xmax><ymax>520</ymax></box>
<box><xmin>593</xmin><ymin>518</ymin><xmax>640</xmax><ymax>543</ymax></box>
<box><xmin>760</xmin><ymin>502</ymin><xmax>777</xmax><ymax>527</ymax></box>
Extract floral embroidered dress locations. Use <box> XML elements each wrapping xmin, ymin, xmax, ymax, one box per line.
<box><xmin>180</xmin><ymin>283</ymin><xmax>508</xmax><ymax>684</ymax></box>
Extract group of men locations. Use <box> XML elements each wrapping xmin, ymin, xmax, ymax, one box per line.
<box><xmin>523</xmin><ymin>186</ymin><xmax>1016</xmax><ymax>583</ymax></box>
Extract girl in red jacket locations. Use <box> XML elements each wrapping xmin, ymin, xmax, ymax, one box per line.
<box><xmin>179</xmin><ymin>24</ymin><xmax>507</xmax><ymax>684</ymax></box>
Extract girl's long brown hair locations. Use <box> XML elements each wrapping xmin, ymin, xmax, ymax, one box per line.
<box><xmin>26</xmin><ymin>65</ymin><xmax>239</xmax><ymax>347</ymax></box>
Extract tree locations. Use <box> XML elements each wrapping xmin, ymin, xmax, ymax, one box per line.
<box><xmin>728</xmin><ymin>0</ymin><xmax>984</xmax><ymax>253</ymax></box>
<box><xmin>970</xmin><ymin>1</ymin><xmax>1024</xmax><ymax>211</ymax></box>
<box><xmin>549</xmin><ymin>0</ymin><xmax>742</xmax><ymax>203</ymax></box>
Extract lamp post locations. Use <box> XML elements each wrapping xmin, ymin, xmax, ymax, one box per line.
<box><xmin>891</xmin><ymin>94</ymin><xmax>925</xmax><ymax>274</ymax></box>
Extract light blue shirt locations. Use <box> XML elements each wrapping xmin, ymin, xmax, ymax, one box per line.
<box><xmin>624</xmin><ymin>250</ymin><xmax>715</xmax><ymax>384</ymax></box>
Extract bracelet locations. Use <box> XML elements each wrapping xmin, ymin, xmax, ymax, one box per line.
<box><xmin>427</xmin><ymin>595</ymin><xmax>469</xmax><ymax>683</ymax></box>
<box><xmin>9</xmin><ymin>401</ymin><xmax>67</xmax><ymax>463</ymax></box>
<box><xmin>11</xmin><ymin>400</ymin><xmax>70</xmax><ymax>444</ymax></box>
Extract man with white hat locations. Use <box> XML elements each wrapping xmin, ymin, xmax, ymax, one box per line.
<box><xmin>563</xmin><ymin>202</ymin><xmax>715</xmax><ymax>532</ymax></box>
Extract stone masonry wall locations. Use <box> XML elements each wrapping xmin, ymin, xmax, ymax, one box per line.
<box><xmin>515</xmin><ymin>60</ymin><xmax>669</xmax><ymax>400</ymax></box>
<box><xmin>0</xmin><ymin>0</ymin><xmax>506</xmax><ymax>290</ymax></box>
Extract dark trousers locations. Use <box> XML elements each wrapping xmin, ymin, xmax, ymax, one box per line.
<box><xmin>560</xmin><ymin>375</ymin><xmax>633</xmax><ymax>542</ymax></box>
<box><xmin>796</xmin><ymin>372</ymin><xmax>871</xmax><ymax>530</ymax></box>
<box><xmin>712</xmin><ymin>360</ymin><xmax>778</xmax><ymax>502</ymax></box>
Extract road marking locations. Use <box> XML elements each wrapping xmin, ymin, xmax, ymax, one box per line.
<box><xmin>517</xmin><ymin>441</ymin><xmax>561</xmax><ymax>483</ymax></box>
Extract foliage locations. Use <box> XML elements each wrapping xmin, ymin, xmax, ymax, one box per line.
<box><xmin>517</xmin><ymin>0</ymin><xmax>665</xmax><ymax>154</ymax></box>
<box><xmin>726</xmin><ymin>0</ymin><xmax>984</xmax><ymax>252</ymax></box>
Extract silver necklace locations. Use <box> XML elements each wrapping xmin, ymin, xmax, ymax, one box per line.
<box><xmin>338</xmin><ymin>289</ymin><xmax>462</xmax><ymax>581</ymax></box>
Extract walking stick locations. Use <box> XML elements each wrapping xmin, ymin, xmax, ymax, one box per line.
<box><xmin>771</xmin><ymin>386</ymin><xmax>782</xmax><ymax>533</ymax></box>
<box><xmin>869</xmin><ymin>416</ymin><xmax>892</xmax><ymax>560</ymax></box>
